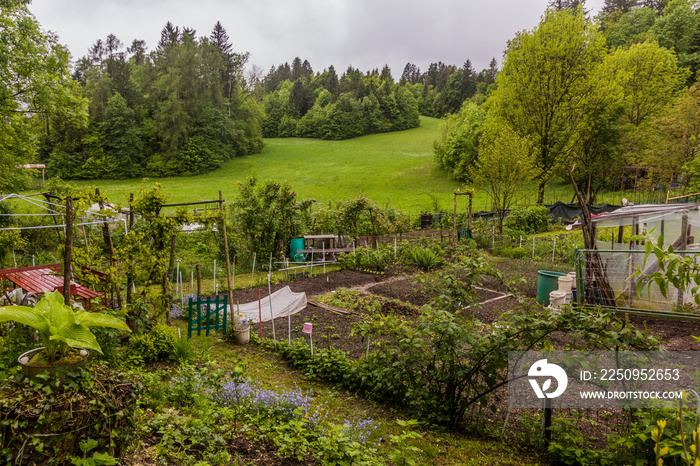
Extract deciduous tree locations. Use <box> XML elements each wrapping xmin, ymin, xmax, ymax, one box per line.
<box><xmin>488</xmin><ymin>7</ymin><xmax>607</xmax><ymax>204</ymax></box>
<box><xmin>0</xmin><ymin>1</ymin><xmax>86</xmax><ymax>190</ymax></box>
<box><xmin>471</xmin><ymin>120</ymin><xmax>535</xmax><ymax>233</ymax></box>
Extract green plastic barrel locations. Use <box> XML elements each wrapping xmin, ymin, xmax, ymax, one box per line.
<box><xmin>457</xmin><ymin>229</ymin><xmax>472</xmax><ymax>240</ymax></box>
<box><xmin>290</xmin><ymin>238</ymin><xmax>306</xmax><ymax>262</ymax></box>
<box><xmin>537</xmin><ymin>271</ymin><xmax>567</xmax><ymax>305</ymax></box>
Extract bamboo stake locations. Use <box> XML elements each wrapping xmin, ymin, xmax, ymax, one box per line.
<box><xmin>176</xmin><ymin>260</ymin><xmax>180</xmax><ymax>298</ymax></box>
<box><xmin>258</xmin><ymin>289</ymin><xmax>262</xmax><ymax>338</ymax></box>
<box><xmin>268</xmin><ymin>271</ymin><xmax>276</xmax><ymax>344</ymax></box>
<box><xmin>96</xmin><ymin>188</ymin><xmax>122</xmax><ymax>308</ymax></box>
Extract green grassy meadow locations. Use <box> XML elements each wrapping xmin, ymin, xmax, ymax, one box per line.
<box><xmin>69</xmin><ymin>116</ymin><xmax>629</xmax><ymax>213</ymax></box>
<box><xmin>75</xmin><ymin>116</ymin><xmax>463</xmax><ymax>212</ymax></box>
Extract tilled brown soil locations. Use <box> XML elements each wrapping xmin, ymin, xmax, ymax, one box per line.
<box><xmin>239</xmin><ymin>263</ymin><xmax>700</xmax><ymax>356</ymax></box>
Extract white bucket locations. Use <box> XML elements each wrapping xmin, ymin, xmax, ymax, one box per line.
<box><xmin>234</xmin><ymin>325</ymin><xmax>250</xmax><ymax>344</ymax></box>
<box><xmin>567</xmin><ymin>272</ymin><xmax>577</xmax><ymax>290</ymax></box>
<box><xmin>549</xmin><ymin>290</ymin><xmax>567</xmax><ymax>309</ymax></box>
<box><xmin>563</xmin><ymin>292</ymin><xmax>572</xmax><ymax>305</ymax></box>
<box><xmin>558</xmin><ymin>275</ymin><xmax>573</xmax><ymax>293</ymax></box>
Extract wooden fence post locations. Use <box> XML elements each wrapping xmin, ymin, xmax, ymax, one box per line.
<box><xmin>96</xmin><ymin>188</ymin><xmax>122</xmax><ymax>308</ymax></box>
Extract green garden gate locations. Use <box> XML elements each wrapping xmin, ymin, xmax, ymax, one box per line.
<box><xmin>187</xmin><ymin>295</ymin><xmax>228</xmax><ymax>339</ymax></box>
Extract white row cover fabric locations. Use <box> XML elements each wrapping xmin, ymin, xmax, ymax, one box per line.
<box><xmin>231</xmin><ymin>286</ymin><xmax>307</xmax><ymax>324</ymax></box>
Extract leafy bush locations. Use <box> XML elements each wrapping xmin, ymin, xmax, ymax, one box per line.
<box><xmin>266</xmin><ymin>303</ymin><xmax>659</xmax><ymax>430</ymax></box>
<box><xmin>0</xmin><ymin>323</ymin><xmax>39</xmax><ymax>375</ymax></box>
<box><xmin>129</xmin><ymin>324</ymin><xmax>177</xmax><ymax>363</ymax></box>
<box><xmin>504</xmin><ymin>205</ymin><xmax>549</xmax><ymax>235</ymax></box>
<box><xmin>405</xmin><ymin>248</ymin><xmax>445</xmax><ymax>270</ymax></box>
<box><xmin>494</xmin><ymin>246</ymin><xmax>526</xmax><ymax>259</ymax></box>
<box><xmin>337</xmin><ymin>246</ymin><xmax>394</xmax><ymax>272</ymax></box>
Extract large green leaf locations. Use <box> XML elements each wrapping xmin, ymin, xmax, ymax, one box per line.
<box><xmin>57</xmin><ymin>323</ymin><xmax>102</xmax><ymax>354</ymax></box>
<box><xmin>46</xmin><ymin>292</ymin><xmax>75</xmax><ymax>332</ymax></box>
<box><xmin>74</xmin><ymin>310</ymin><xmax>130</xmax><ymax>332</ymax></box>
<box><xmin>0</xmin><ymin>306</ymin><xmax>49</xmax><ymax>333</ymax></box>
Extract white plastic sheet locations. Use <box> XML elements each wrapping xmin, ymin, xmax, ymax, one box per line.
<box><xmin>231</xmin><ymin>286</ymin><xmax>307</xmax><ymax>323</ymax></box>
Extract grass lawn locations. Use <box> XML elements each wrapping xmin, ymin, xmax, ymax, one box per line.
<box><xmin>74</xmin><ymin>116</ymin><xmax>462</xmax><ymax>213</ymax></box>
<box><xmin>65</xmin><ymin>116</ymin><xmax>633</xmax><ymax>214</ymax></box>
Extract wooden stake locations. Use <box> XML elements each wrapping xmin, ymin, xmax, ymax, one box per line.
<box><xmin>96</xmin><ymin>188</ymin><xmax>122</xmax><ymax>308</ymax></box>
<box><xmin>166</xmin><ymin>234</ymin><xmax>177</xmax><ymax>325</ymax></box>
<box><xmin>452</xmin><ymin>192</ymin><xmax>458</xmax><ymax>243</ymax></box>
<box><xmin>196</xmin><ymin>264</ymin><xmax>202</xmax><ymax>297</ymax></box>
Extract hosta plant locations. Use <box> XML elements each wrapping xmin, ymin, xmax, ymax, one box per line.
<box><xmin>0</xmin><ymin>291</ymin><xmax>131</xmax><ymax>364</ymax></box>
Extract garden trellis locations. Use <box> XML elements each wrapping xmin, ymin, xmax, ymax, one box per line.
<box><xmin>0</xmin><ymin>193</ymin><xmax>125</xmax><ymax>303</ymax></box>
<box><xmin>0</xmin><ymin>193</ymin><xmax>125</xmax><ymax>232</ymax></box>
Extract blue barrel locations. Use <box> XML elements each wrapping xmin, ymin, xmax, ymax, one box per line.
<box><xmin>290</xmin><ymin>238</ymin><xmax>306</xmax><ymax>262</ymax></box>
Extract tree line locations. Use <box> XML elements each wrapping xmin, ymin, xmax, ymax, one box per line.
<box><xmin>435</xmin><ymin>0</ymin><xmax>700</xmax><ymax>211</ymax></box>
<box><xmin>257</xmin><ymin>56</ymin><xmax>499</xmax><ymax>141</ymax></box>
<box><xmin>43</xmin><ymin>21</ymin><xmax>264</xmax><ymax>180</ymax></box>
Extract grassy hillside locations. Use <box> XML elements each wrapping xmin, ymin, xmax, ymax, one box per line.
<box><xmin>74</xmin><ymin>116</ymin><xmax>466</xmax><ymax>212</ymax></box>
<box><xmin>71</xmin><ymin>116</ymin><xmax>587</xmax><ymax>213</ymax></box>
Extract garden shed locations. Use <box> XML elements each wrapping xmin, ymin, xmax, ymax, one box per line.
<box><xmin>577</xmin><ymin>203</ymin><xmax>700</xmax><ymax>313</ymax></box>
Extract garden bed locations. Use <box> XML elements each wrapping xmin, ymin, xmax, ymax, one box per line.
<box><xmin>243</xmin><ymin>260</ymin><xmax>700</xmax><ymax>362</ymax></box>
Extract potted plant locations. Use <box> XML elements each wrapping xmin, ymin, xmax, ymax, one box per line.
<box><xmin>0</xmin><ymin>291</ymin><xmax>131</xmax><ymax>377</ymax></box>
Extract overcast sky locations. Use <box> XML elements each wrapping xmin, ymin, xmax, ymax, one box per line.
<box><xmin>29</xmin><ymin>0</ymin><xmax>605</xmax><ymax>79</ymax></box>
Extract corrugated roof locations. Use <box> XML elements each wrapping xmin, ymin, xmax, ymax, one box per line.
<box><xmin>0</xmin><ymin>264</ymin><xmax>103</xmax><ymax>300</ymax></box>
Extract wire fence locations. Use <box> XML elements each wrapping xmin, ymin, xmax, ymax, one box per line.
<box><xmin>575</xmin><ymin>248</ymin><xmax>700</xmax><ymax>314</ymax></box>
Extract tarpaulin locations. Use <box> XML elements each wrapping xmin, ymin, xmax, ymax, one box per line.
<box><xmin>231</xmin><ymin>286</ymin><xmax>307</xmax><ymax>324</ymax></box>
<box><xmin>547</xmin><ymin>201</ymin><xmax>621</xmax><ymax>223</ymax></box>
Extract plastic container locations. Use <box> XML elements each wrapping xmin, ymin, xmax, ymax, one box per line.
<box><xmin>290</xmin><ymin>238</ymin><xmax>306</xmax><ymax>263</ymax></box>
<box><xmin>234</xmin><ymin>325</ymin><xmax>250</xmax><ymax>344</ymax></box>
<box><xmin>549</xmin><ymin>290</ymin><xmax>567</xmax><ymax>309</ymax></box>
<box><xmin>567</xmin><ymin>271</ymin><xmax>577</xmax><ymax>290</ymax></box>
<box><xmin>457</xmin><ymin>229</ymin><xmax>472</xmax><ymax>240</ymax></box>
<box><xmin>537</xmin><ymin>271</ymin><xmax>567</xmax><ymax>305</ymax></box>
<box><xmin>558</xmin><ymin>275</ymin><xmax>574</xmax><ymax>293</ymax></box>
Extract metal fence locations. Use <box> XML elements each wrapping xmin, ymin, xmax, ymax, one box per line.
<box><xmin>574</xmin><ymin>248</ymin><xmax>700</xmax><ymax>317</ymax></box>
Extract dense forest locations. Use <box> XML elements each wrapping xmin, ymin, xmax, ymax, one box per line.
<box><xmin>257</xmin><ymin>57</ymin><xmax>497</xmax><ymax>140</ymax></box>
<box><xmin>435</xmin><ymin>0</ymin><xmax>700</xmax><ymax>205</ymax></box>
